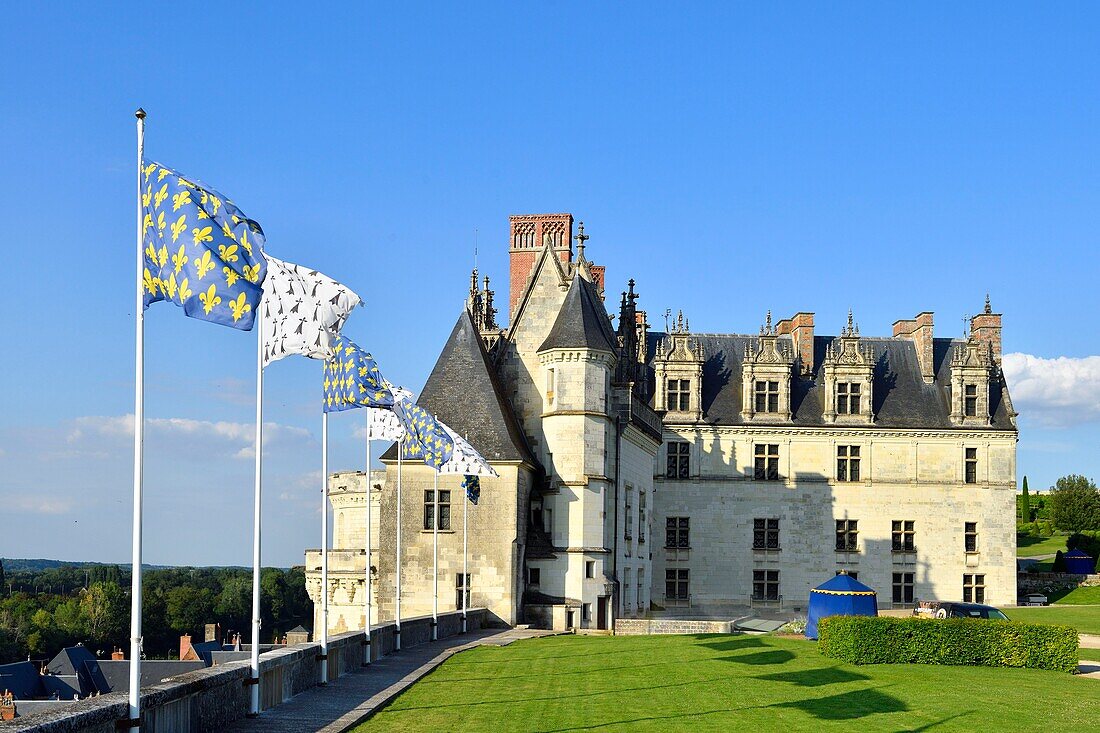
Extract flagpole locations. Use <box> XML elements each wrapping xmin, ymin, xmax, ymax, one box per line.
<box><xmin>462</xmin><ymin>477</ymin><xmax>468</xmax><ymax>634</ymax></box>
<box><xmin>320</xmin><ymin>410</ymin><xmax>329</xmax><ymax>684</ymax></box>
<box><xmin>362</xmin><ymin>417</ymin><xmax>371</xmax><ymax>667</ymax></box>
<box><xmin>127</xmin><ymin>107</ymin><xmax>146</xmax><ymax>733</ymax></box>
<box><xmin>395</xmin><ymin>437</ymin><xmax>402</xmax><ymax>651</ymax></box>
<box><xmin>248</xmin><ymin>311</ymin><xmax>263</xmax><ymax>715</ymax></box>
<box><xmin>431</xmin><ymin>470</ymin><xmax>438</xmax><ymax>641</ymax></box>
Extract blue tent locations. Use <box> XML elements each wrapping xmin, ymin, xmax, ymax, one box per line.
<box><xmin>1065</xmin><ymin>549</ymin><xmax>1096</xmax><ymax>575</ymax></box>
<box><xmin>805</xmin><ymin>572</ymin><xmax>878</xmax><ymax>640</ymax></box>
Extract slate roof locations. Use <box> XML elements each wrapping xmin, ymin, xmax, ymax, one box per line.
<box><xmin>0</xmin><ymin>661</ymin><xmax>45</xmax><ymax>699</ymax></box>
<box><xmin>645</xmin><ymin>333</ymin><xmax>1016</xmax><ymax>431</ymax></box>
<box><xmin>538</xmin><ymin>275</ymin><xmax>618</xmax><ymax>353</ymax></box>
<box><xmin>382</xmin><ymin>310</ymin><xmax>537</xmax><ymax>465</ymax></box>
<box><xmin>44</xmin><ymin>646</ymin><xmax>110</xmax><ymax>696</ymax></box>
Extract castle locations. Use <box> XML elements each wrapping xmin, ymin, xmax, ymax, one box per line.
<box><xmin>306</xmin><ymin>213</ymin><xmax>1018</xmax><ymax>632</ymax></box>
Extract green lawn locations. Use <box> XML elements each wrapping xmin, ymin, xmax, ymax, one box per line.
<box><xmin>352</xmin><ymin>634</ymin><xmax>1097</xmax><ymax>732</ymax></box>
<box><xmin>1016</xmin><ymin>532</ymin><xmax>1069</xmax><ymax>557</ymax></box>
<box><xmin>1006</xmin><ymin>604</ymin><xmax>1100</xmax><ymax>635</ymax></box>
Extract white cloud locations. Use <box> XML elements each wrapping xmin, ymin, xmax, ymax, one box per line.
<box><xmin>1002</xmin><ymin>352</ymin><xmax>1100</xmax><ymax>427</ymax></box>
<box><xmin>7</xmin><ymin>495</ymin><xmax>76</xmax><ymax>514</ymax></box>
<box><xmin>65</xmin><ymin>414</ymin><xmax>312</xmax><ymax>459</ymax></box>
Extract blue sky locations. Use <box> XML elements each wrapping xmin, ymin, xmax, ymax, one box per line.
<box><xmin>1</xmin><ymin>4</ymin><xmax>1098</xmax><ymax>567</ymax></box>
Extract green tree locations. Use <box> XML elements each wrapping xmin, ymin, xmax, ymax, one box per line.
<box><xmin>165</xmin><ymin>586</ymin><xmax>214</xmax><ymax>635</ymax></box>
<box><xmin>215</xmin><ymin>576</ymin><xmax>251</xmax><ymax>630</ymax></box>
<box><xmin>1050</xmin><ymin>474</ymin><xmax>1100</xmax><ymax>533</ymax></box>
<box><xmin>80</xmin><ymin>581</ymin><xmax>127</xmax><ymax>645</ymax></box>
<box><xmin>1021</xmin><ymin>476</ymin><xmax>1032</xmax><ymax>522</ymax></box>
<box><xmin>54</xmin><ymin>598</ymin><xmax>85</xmax><ymax>640</ymax></box>
<box><xmin>0</xmin><ymin>559</ymin><xmax>6</xmax><ymax>591</ymax></box>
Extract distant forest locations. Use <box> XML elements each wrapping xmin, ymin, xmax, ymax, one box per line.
<box><xmin>0</xmin><ymin>560</ymin><xmax>312</xmax><ymax>664</ymax></box>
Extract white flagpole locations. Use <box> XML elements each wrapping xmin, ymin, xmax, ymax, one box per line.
<box><xmin>363</xmin><ymin>417</ymin><xmax>371</xmax><ymax>667</ymax></box>
<box><xmin>432</xmin><ymin>470</ymin><xmax>438</xmax><ymax>641</ymax></box>
<box><xmin>395</xmin><ymin>438</ymin><xmax>402</xmax><ymax>651</ymax></box>
<box><xmin>127</xmin><ymin>107</ymin><xmax>146</xmax><ymax>733</ymax></box>
<box><xmin>320</xmin><ymin>410</ymin><xmax>329</xmax><ymax>684</ymax></box>
<box><xmin>462</xmin><ymin>477</ymin><xmax>468</xmax><ymax>634</ymax></box>
<box><xmin>248</xmin><ymin>312</ymin><xmax>263</xmax><ymax>715</ymax></box>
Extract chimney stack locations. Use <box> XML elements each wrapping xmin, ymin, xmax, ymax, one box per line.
<box><xmin>893</xmin><ymin>312</ymin><xmax>935</xmax><ymax>383</ymax></box>
<box><xmin>775</xmin><ymin>312</ymin><xmax>815</xmax><ymax>375</ymax></box>
<box><xmin>179</xmin><ymin>634</ymin><xmax>191</xmax><ymax>661</ymax></box>
<box><xmin>204</xmin><ymin>623</ymin><xmax>221</xmax><ymax>644</ymax></box>
<box><xmin>970</xmin><ymin>295</ymin><xmax>1002</xmax><ymax>365</ymax></box>
<box><xmin>508</xmin><ymin>213</ymin><xmax>573</xmax><ymax>323</ymax></box>
<box><xmin>111</xmin><ymin>648</ymin><xmax>125</xmax><ymax>661</ymax></box>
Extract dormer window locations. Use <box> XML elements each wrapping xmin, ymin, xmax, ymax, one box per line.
<box><xmin>964</xmin><ymin>384</ymin><xmax>977</xmax><ymax>417</ymax></box>
<box><xmin>667</xmin><ymin>379</ymin><xmax>690</xmax><ymax>411</ymax></box>
<box><xmin>836</xmin><ymin>383</ymin><xmax>861</xmax><ymax>415</ymax></box>
<box><xmin>754</xmin><ymin>381</ymin><xmax>780</xmax><ymax>413</ymax></box>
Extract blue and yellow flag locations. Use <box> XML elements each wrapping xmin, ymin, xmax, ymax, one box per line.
<box><xmin>141</xmin><ymin>162</ymin><xmax>267</xmax><ymax>330</ymax></box>
<box><xmin>462</xmin><ymin>475</ymin><xmax>480</xmax><ymax>505</ymax></box>
<box><xmin>322</xmin><ymin>336</ymin><xmax>395</xmax><ymax>413</ymax></box>
<box><xmin>395</xmin><ymin>400</ymin><xmax>454</xmax><ymax>469</ymax></box>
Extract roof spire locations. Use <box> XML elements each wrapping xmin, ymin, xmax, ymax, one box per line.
<box><xmin>984</xmin><ymin>293</ymin><xmax>992</xmax><ymax>314</ymax></box>
<box><xmin>574</xmin><ymin>221</ymin><xmax>589</xmax><ymax>261</ymax></box>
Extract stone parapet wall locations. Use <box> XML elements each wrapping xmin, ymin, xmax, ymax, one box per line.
<box><xmin>1018</xmin><ymin>572</ymin><xmax>1100</xmax><ymax>595</ymax></box>
<box><xmin>6</xmin><ymin>609</ymin><xmax>487</xmax><ymax>732</ymax></box>
<box><xmin>614</xmin><ymin>618</ymin><xmax>732</xmax><ymax>636</ymax></box>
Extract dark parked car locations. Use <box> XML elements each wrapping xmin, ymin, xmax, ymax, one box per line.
<box><xmin>913</xmin><ymin>601</ymin><xmax>1010</xmax><ymax>620</ymax></box>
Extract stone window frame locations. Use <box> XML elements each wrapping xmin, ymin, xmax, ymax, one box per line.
<box><xmin>964</xmin><ymin>447</ymin><xmax>978</xmax><ymax>484</ymax></box>
<box><xmin>964</xmin><ymin>521</ymin><xmax>978</xmax><ymax>553</ymax></box>
<box><xmin>666</xmin><ymin>378</ymin><xmax>691</xmax><ymax>411</ymax></box>
<box><xmin>455</xmin><ymin>573</ymin><xmax>471</xmax><ymax>609</ymax></box>
<box><xmin>527</xmin><ymin>567</ymin><xmax>541</xmax><ymax>587</ymax></box>
<box><xmin>892</xmin><ymin>571</ymin><xmax>915</xmax><ymax>605</ymax></box>
<box><xmin>836</xmin><ymin>445</ymin><xmax>862</xmax><ymax>482</ymax></box>
<box><xmin>836</xmin><ymin>382</ymin><xmax>862</xmax><ymax>415</ymax></box>
<box><xmin>964</xmin><ymin>384</ymin><xmax>978</xmax><ymax>417</ymax></box>
<box><xmin>835</xmin><ymin>519</ymin><xmax>859</xmax><ymax>552</ymax></box>
<box><xmin>892</xmin><ymin>520</ymin><xmax>915</xmax><ymax>552</ymax></box>
<box><xmin>624</xmin><ymin>486</ymin><xmax>634</xmax><ymax>542</ymax></box>
<box><xmin>423</xmin><ymin>489</ymin><xmax>451</xmax><ymax>531</ymax></box>
<box><xmin>753</xmin><ymin>443</ymin><xmax>781</xmax><ymax>481</ymax></box>
<box><xmin>665</xmin><ymin>516</ymin><xmax>690</xmax><ymax>549</ymax></box>
<box><xmin>963</xmin><ymin>573</ymin><xmax>986</xmax><ymax>604</ymax></box>
<box><xmin>585</xmin><ymin>560</ymin><xmax>595</xmax><ymax>579</ymax></box>
<box><xmin>752</xmin><ymin>569</ymin><xmax>779</xmax><ymax>600</ymax></box>
<box><xmin>638</xmin><ymin>492</ymin><xmax>647</xmax><ymax>544</ymax></box>
<box><xmin>665</xmin><ymin>568</ymin><xmax>689</xmax><ymax>600</ymax></box>
<box><xmin>754</xmin><ymin>380</ymin><xmax>780</xmax><ymax>413</ymax></box>
<box><xmin>545</xmin><ymin>367</ymin><xmax>556</xmax><ymax>407</ymax></box>
<box><xmin>666</xmin><ymin>441</ymin><xmax>691</xmax><ymax>479</ymax></box>
<box><xmin>753</xmin><ymin>517</ymin><xmax>780</xmax><ymax>550</ymax></box>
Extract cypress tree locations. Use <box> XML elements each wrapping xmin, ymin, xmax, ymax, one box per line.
<box><xmin>1021</xmin><ymin>476</ymin><xmax>1032</xmax><ymax>522</ymax></box>
<box><xmin>0</xmin><ymin>558</ymin><xmax>5</xmax><ymax>590</ymax></box>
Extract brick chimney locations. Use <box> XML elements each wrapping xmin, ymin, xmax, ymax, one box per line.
<box><xmin>179</xmin><ymin>634</ymin><xmax>192</xmax><ymax>661</ymax></box>
<box><xmin>204</xmin><ymin>623</ymin><xmax>221</xmax><ymax>644</ymax></box>
<box><xmin>893</xmin><ymin>312</ymin><xmax>935</xmax><ymax>383</ymax></box>
<box><xmin>508</xmin><ymin>213</ymin><xmax>573</xmax><ymax>322</ymax></box>
<box><xmin>111</xmin><ymin>648</ymin><xmax>125</xmax><ymax>661</ymax></box>
<box><xmin>970</xmin><ymin>295</ymin><xmax>1002</xmax><ymax>365</ymax></box>
<box><xmin>775</xmin><ymin>312</ymin><xmax>815</xmax><ymax>375</ymax></box>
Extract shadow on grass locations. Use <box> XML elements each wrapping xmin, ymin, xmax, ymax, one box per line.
<box><xmin>433</xmin><ymin>657</ymin><xmax>699</xmax><ymax>683</ymax></box>
<box><xmin>775</xmin><ymin>686</ymin><xmax>907</xmax><ymax>720</ymax></box>
<box><xmin>715</xmin><ymin>649</ymin><xmax>795</xmax><ymax>666</ymax></box>
<box><xmin>1017</xmin><ymin>533</ymin><xmax>1066</xmax><ymax>550</ymax></box>
<box><xmin>694</xmin><ymin>636</ymin><xmax>768</xmax><ymax>652</ymax></box>
<box><xmin>754</xmin><ymin>666</ymin><xmax>869</xmax><ymax>687</ymax></box>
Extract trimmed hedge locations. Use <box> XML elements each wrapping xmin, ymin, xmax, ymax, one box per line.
<box><xmin>817</xmin><ymin>615</ymin><xmax>1079</xmax><ymax>673</ymax></box>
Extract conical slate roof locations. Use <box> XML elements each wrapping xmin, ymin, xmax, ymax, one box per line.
<box><xmin>538</xmin><ymin>275</ymin><xmax>617</xmax><ymax>353</ymax></box>
<box><xmin>382</xmin><ymin>310</ymin><xmax>535</xmax><ymax>465</ymax></box>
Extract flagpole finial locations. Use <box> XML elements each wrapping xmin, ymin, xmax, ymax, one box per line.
<box><xmin>135</xmin><ymin>108</ymin><xmax>146</xmax><ymax>120</ymax></box>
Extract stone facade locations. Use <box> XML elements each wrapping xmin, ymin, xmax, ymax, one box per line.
<box><xmin>308</xmin><ymin>211</ymin><xmax>1019</xmax><ymax>634</ymax></box>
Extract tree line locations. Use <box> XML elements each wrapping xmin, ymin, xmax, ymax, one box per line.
<box><xmin>0</xmin><ymin>563</ymin><xmax>311</xmax><ymax>664</ymax></box>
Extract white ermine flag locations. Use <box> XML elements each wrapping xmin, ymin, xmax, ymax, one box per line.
<box><xmin>261</xmin><ymin>255</ymin><xmax>361</xmax><ymax>366</ymax></box>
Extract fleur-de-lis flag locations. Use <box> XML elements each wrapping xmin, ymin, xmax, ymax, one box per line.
<box><xmin>394</xmin><ymin>398</ymin><xmax>454</xmax><ymax>470</ymax></box>
<box><xmin>462</xmin><ymin>475</ymin><xmax>480</xmax><ymax>505</ymax></box>
<box><xmin>141</xmin><ymin>163</ymin><xmax>268</xmax><ymax>329</ymax></box>
<box><xmin>261</xmin><ymin>255</ymin><xmax>361</xmax><ymax>366</ymax></box>
<box><xmin>322</xmin><ymin>336</ymin><xmax>395</xmax><ymax>413</ymax></box>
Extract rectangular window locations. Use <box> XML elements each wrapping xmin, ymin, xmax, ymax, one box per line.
<box><xmin>527</xmin><ymin>567</ymin><xmax>540</xmax><ymax>586</ymax></box>
<box><xmin>892</xmin><ymin>520</ymin><xmax>915</xmax><ymax>552</ymax></box>
<box><xmin>455</xmin><ymin>573</ymin><xmax>470</xmax><ymax>609</ymax></box>
<box><xmin>963</xmin><ymin>574</ymin><xmax>985</xmax><ymax>604</ymax></box>
<box><xmin>438</xmin><ymin>490</ymin><xmax>450</xmax><ymax>530</ymax></box>
<box><xmin>964</xmin><ymin>384</ymin><xmax>977</xmax><ymax>417</ymax></box>
<box><xmin>965</xmin><ymin>448</ymin><xmax>978</xmax><ymax>484</ymax></box>
<box><xmin>753</xmin><ymin>444</ymin><xmax>780</xmax><ymax>481</ymax></box>
<box><xmin>965</xmin><ymin>522</ymin><xmax>978</xmax><ymax>553</ymax></box>
<box><xmin>637</xmin><ymin>578</ymin><xmax>644</xmax><ymax>609</ymax></box>
<box><xmin>423</xmin><ymin>490</ymin><xmax>435</xmax><ymax>530</ymax></box>
<box><xmin>837</xmin><ymin>382</ymin><xmax>861</xmax><ymax>415</ymax></box>
<box><xmin>892</xmin><ymin>572</ymin><xmax>914</xmax><ymax>604</ymax></box>
<box><xmin>752</xmin><ymin>569</ymin><xmax>779</xmax><ymax>600</ymax></box>
<box><xmin>666</xmin><ymin>517</ymin><xmax>690</xmax><ymax>548</ymax></box>
<box><xmin>546</xmin><ymin>367</ymin><xmax>556</xmax><ymax>405</ymax></box>
<box><xmin>667</xmin><ymin>378</ymin><xmax>690</xmax><ymax>411</ymax></box>
<box><xmin>837</xmin><ymin>445</ymin><xmax>861</xmax><ymax>482</ymax></box>
<box><xmin>666</xmin><ymin>441</ymin><xmax>690</xmax><ymax>478</ymax></box>
<box><xmin>585</xmin><ymin>560</ymin><xmax>595</xmax><ymax>579</ymax></box>
<box><xmin>835</xmin><ymin>519</ymin><xmax>858</xmax><ymax>551</ymax></box>
<box><xmin>638</xmin><ymin>492</ymin><xmax>647</xmax><ymax>544</ymax></box>
<box><xmin>582</xmin><ymin>603</ymin><xmax>591</xmax><ymax>622</ymax></box>
<box><xmin>754</xmin><ymin>380</ymin><xmax>780</xmax><ymax>413</ymax></box>
<box><xmin>753</xmin><ymin>518</ymin><xmax>780</xmax><ymax>550</ymax></box>
<box><xmin>665</xmin><ymin>568</ymin><xmax>689</xmax><ymax>600</ymax></box>
<box><xmin>624</xmin><ymin>488</ymin><xmax>633</xmax><ymax>541</ymax></box>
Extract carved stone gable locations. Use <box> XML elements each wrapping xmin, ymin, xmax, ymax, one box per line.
<box><xmin>653</xmin><ymin>310</ymin><xmax>705</xmax><ymax>422</ymax></box>
<box><xmin>823</xmin><ymin>311</ymin><xmax>875</xmax><ymax>424</ymax></box>
<box><xmin>741</xmin><ymin>311</ymin><xmax>795</xmax><ymax>422</ymax></box>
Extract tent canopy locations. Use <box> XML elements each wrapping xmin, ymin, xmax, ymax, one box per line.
<box><xmin>1065</xmin><ymin>548</ymin><xmax>1096</xmax><ymax>574</ymax></box>
<box><xmin>805</xmin><ymin>572</ymin><xmax>878</xmax><ymax>640</ymax></box>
